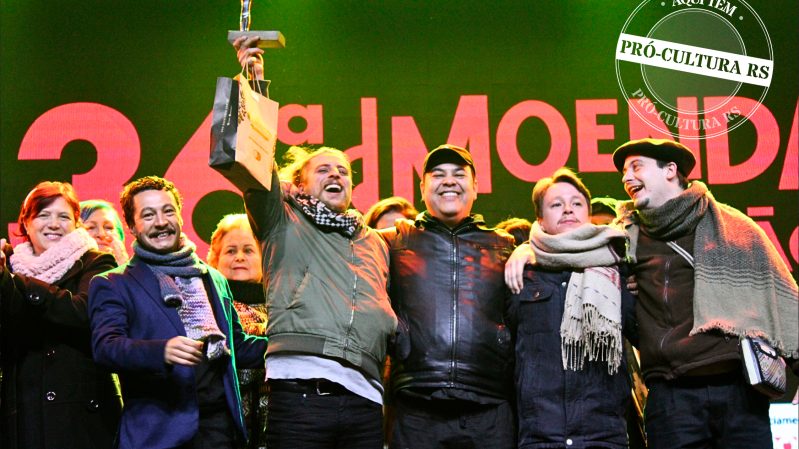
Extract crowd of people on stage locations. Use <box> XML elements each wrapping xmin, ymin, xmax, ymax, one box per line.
<box><xmin>0</xmin><ymin>37</ymin><xmax>797</xmax><ymax>449</ymax></box>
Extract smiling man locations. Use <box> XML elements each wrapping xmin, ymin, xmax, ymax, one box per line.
<box><xmin>612</xmin><ymin>139</ymin><xmax>799</xmax><ymax>449</ymax></box>
<box><xmin>231</xmin><ymin>37</ymin><xmax>397</xmax><ymax>448</ymax></box>
<box><xmin>238</xmin><ymin>145</ymin><xmax>397</xmax><ymax>449</ymax></box>
<box><xmin>88</xmin><ymin>176</ymin><xmax>268</xmax><ymax>449</ymax></box>
<box><xmin>380</xmin><ymin>144</ymin><xmax>517</xmax><ymax>449</ymax></box>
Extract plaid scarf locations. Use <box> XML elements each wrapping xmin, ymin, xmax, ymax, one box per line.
<box><xmin>293</xmin><ymin>194</ymin><xmax>363</xmax><ymax>238</ymax></box>
<box><xmin>619</xmin><ymin>182</ymin><xmax>799</xmax><ymax>359</ymax></box>
<box><xmin>133</xmin><ymin>235</ymin><xmax>230</xmax><ymax>360</ymax></box>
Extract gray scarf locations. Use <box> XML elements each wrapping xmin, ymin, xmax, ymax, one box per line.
<box><xmin>132</xmin><ymin>234</ymin><xmax>208</xmax><ymax>306</ymax></box>
<box><xmin>133</xmin><ymin>235</ymin><xmax>230</xmax><ymax>360</ymax></box>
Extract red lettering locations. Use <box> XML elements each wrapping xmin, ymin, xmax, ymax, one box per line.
<box><xmin>705</xmin><ymin>97</ymin><xmax>780</xmax><ymax>184</ymax></box>
<box><xmin>277</xmin><ymin>104</ymin><xmax>324</xmax><ymax>145</ymax></box>
<box><xmin>496</xmin><ymin>100</ymin><xmax>571</xmax><ymax>182</ymax></box>
<box><xmin>344</xmin><ymin>98</ymin><xmax>379</xmax><ymax>211</ymax></box>
<box><xmin>676</xmin><ymin>97</ymin><xmax>702</xmax><ymax>179</ymax></box>
<box><xmin>752</xmin><ymin>220</ymin><xmax>792</xmax><ymax>271</ymax></box>
<box><xmin>628</xmin><ymin>99</ymin><xmax>673</xmax><ymax>141</ymax></box>
<box><xmin>18</xmin><ymin>103</ymin><xmax>141</xmax><ymax>254</ymax></box>
<box><xmin>164</xmin><ymin>113</ymin><xmax>239</xmax><ymax>259</ymax></box>
<box><xmin>19</xmin><ymin>102</ymin><xmax>141</xmax><ymax>208</ymax></box>
<box><xmin>627</xmin><ymin>98</ymin><xmax>702</xmax><ymax>178</ymax></box>
<box><xmin>746</xmin><ymin>206</ymin><xmax>774</xmax><ymax>217</ymax></box>
<box><xmin>576</xmin><ymin>99</ymin><xmax>616</xmax><ymax>172</ymax></box>
<box><xmin>391</xmin><ymin>116</ymin><xmax>428</xmax><ymax>204</ymax></box>
<box><xmin>790</xmin><ymin>227</ymin><xmax>798</xmax><ymax>264</ymax></box>
<box><xmin>778</xmin><ymin>101</ymin><xmax>798</xmax><ymax>190</ymax></box>
<box><xmin>7</xmin><ymin>223</ymin><xmax>23</xmax><ymax>248</ymax></box>
<box><xmin>447</xmin><ymin>95</ymin><xmax>492</xmax><ymax>192</ymax></box>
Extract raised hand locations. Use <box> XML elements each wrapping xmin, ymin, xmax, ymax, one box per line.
<box><xmin>233</xmin><ymin>35</ymin><xmax>265</xmax><ymax>80</ymax></box>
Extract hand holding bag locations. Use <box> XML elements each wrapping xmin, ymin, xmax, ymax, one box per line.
<box><xmin>210</xmin><ymin>71</ymin><xmax>279</xmax><ymax>193</ymax></box>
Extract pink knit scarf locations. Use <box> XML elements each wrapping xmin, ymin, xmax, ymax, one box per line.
<box><xmin>10</xmin><ymin>227</ymin><xmax>98</xmax><ymax>284</ymax></box>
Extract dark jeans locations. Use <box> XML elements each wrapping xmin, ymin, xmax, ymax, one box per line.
<box><xmin>178</xmin><ymin>407</ymin><xmax>237</xmax><ymax>449</ymax></box>
<box><xmin>265</xmin><ymin>383</ymin><xmax>383</xmax><ymax>449</ymax></box>
<box><xmin>644</xmin><ymin>371</ymin><xmax>772</xmax><ymax>449</ymax></box>
<box><xmin>390</xmin><ymin>393</ymin><xmax>515</xmax><ymax>449</ymax></box>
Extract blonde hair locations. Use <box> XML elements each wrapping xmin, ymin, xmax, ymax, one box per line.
<box><xmin>278</xmin><ymin>146</ymin><xmax>352</xmax><ymax>186</ymax></box>
<box><xmin>207</xmin><ymin>214</ymin><xmax>256</xmax><ymax>268</ymax></box>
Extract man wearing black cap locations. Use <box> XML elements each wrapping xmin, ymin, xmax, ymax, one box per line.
<box><xmin>381</xmin><ymin>144</ymin><xmax>516</xmax><ymax>449</ymax></box>
<box><xmin>611</xmin><ymin>138</ymin><xmax>799</xmax><ymax>449</ymax></box>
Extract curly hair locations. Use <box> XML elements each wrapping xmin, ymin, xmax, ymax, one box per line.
<box><xmin>120</xmin><ymin>176</ymin><xmax>183</xmax><ymax>228</ymax></box>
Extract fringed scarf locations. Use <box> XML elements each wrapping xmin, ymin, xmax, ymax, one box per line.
<box><xmin>10</xmin><ymin>227</ymin><xmax>97</xmax><ymax>284</ymax></box>
<box><xmin>529</xmin><ymin>221</ymin><xmax>627</xmax><ymax>374</ymax></box>
<box><xmin>133</xmin><ymin>235</ymin><xmax>230</xmax><ymax>360</ymax></box>
<box><xmin>618</xmin><ymin>181</ymin><xmax>799</xmax><ymax>359</ymax></box>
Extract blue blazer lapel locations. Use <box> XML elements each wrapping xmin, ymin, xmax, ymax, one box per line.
<box><xmin>127</xmin><ymin>256</ymin><xmax>186</xmax><ymax>336</ymax></box>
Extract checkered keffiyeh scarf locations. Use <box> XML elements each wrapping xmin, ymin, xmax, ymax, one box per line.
<box><xmin>133</xmin><ymin>235</ymin><xmax>230</xmax><ymax>360</ymax></box>
<box><xmin>294</xmin><ymin>194</ymin><xmax>363</xmax><ymax>238</ymax></box>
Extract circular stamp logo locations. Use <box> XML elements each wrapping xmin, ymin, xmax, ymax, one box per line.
<box><xmin>615</xmin><ymin>0</ymin><xmax>772</xmax><ymax>140</ymax></box>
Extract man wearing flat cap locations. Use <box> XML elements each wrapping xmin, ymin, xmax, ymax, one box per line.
<box><xmin>612</xmin><ymin>138</ymin><xmax>799</xmax><ymax>449</ymax></box>
<box><xmin>380</xmin><ymin>144</ymin><xmax>516</xmax><ymax>449</ymax></box>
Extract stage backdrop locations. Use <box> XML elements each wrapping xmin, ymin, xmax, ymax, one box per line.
<box><xmin>1</xmin><ymin>0</ymin><xmax>797</xmax><ymax>413</ymax></box>
<box><xmin>1</xmin><ymin>4</ymin><xmax>796</xmax><ymax>269</ymax></box>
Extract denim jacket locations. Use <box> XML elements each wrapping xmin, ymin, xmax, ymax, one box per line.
<box><xmin>510</xmin><ymin>266</ymin><xmax>638</xmax><ymax>449</ymax></box>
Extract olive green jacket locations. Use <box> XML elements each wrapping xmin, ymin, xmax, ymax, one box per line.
<box><xmin>243</xmin><ymin>164</ymin><xmax>397</xmax><ymax>383</ymax></box>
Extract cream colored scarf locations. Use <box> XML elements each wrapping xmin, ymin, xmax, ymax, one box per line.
<box><xmin>530</xmin><ymin>222</ymin><xmax>627</xmax><ymax>374</ymax></box>
<box><xmin>10</xmin><ymin>227</ymin><xmax>97</xmax><ymax>284</ymax></box>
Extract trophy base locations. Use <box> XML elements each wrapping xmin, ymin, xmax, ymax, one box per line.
<box><xmin>228</xmin><ymin>31</ymin><xmax>285</xmax><ymax>48</ymax></box>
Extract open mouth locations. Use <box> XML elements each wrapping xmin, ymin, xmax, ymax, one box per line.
<box><xmin>149</xmin><ymin>230</ymin><xmax>175</xmax><ymax>240</ymax></box>
<box><xmin>324</xmin><ymin>184</ymin><xmax>342</xmax><ymax>193</ymax></box>
<box><xmin>43</xmin><ymin>232</ymin><xmax>63</xmax><ymax>240</ymax></box>
<box><xmin>627</xmin><ymin>185</ymin><xmax>643</xmax><ymax>197</ymax></box>
<box><xmin>440</xmin><ymin>192</ymin><xmax>459</xmax><ymax>197</ymax></box>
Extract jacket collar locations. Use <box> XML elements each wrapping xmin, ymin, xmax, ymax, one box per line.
<box><xmin>52</xmin><ymin>252</ymin><xmax>87</xmax><ymax>287</ymax></box>
<box><xmin>416</xmin><ymin>211</ymin><xmax>491</xmax><ymax>234</ymax></box>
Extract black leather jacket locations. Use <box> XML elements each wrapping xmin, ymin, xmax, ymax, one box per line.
<box><xmin>380</xmin><ymin>213</ymin><xmax>516</xmax><ymax>398</ymax></box>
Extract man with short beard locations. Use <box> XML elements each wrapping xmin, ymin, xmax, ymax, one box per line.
<box><xmin>381</xmin><ymin>145</ymin><xmax>516</xmax><ymax>449</ymax></box>
<box><xmin>234</xmin><ymin>38</ymin><xmax>397</xmax><ymax>449</ymax></box>
<box><xmin>611</xmin><ymin>139</ymin><xmax>798</xmax><ymax>449</ymax></box>
<box><xmin>89</xmin><ymin>176</ymin><xmax>268</xmax><ymax>449</ymax></box>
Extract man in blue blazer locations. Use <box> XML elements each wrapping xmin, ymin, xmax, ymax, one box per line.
<box><xmin>89</xmin><ymin>176</ymin><xmax>267</xmax><ymax>449</ymax></box>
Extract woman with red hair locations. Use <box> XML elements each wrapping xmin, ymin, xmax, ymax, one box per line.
<box><xmin>0</xmin><ymin>181</ymin><xmax>122</xmax><ymax>449</ymax></box>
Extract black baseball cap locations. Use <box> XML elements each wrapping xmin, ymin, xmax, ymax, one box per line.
<box><xmin>612</xmin><ymin>138</ymin><xmax>696</xmax><ymax>177</ymax></box>
<box><xmin>422</xmin><ymin>144</ymin><xmax>475</xmax><ymax>175</ymax></box>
